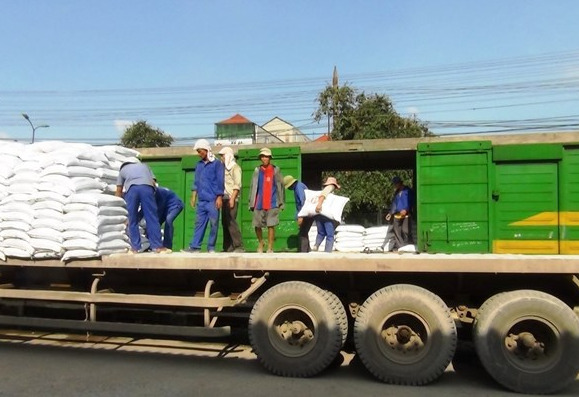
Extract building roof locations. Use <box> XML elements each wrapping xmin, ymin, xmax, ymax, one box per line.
<box><xmin>314</xmin><ymin>134</ymin><xmax>330</xmax><ymax>142</ymax></box>
<box><xmin>262</xmin><ymin>116</ymin><xmax>292</xmax><ymax>127</ymax></box>
<box><xmin>216</xmin><ymin>113</ymin><xmax>254</xmax><ymax>125</ymax></box>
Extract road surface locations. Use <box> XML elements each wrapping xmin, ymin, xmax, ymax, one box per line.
<box><xmin>0</xmin><ymin>329</ymin><xmax>577</xmax><ymax>397</ymax></box>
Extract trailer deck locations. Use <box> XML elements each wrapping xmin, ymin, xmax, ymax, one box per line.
<box><xmin>2</xmin><ymin>252</ymin><xmax>579</xmax><ymax>273</ymax></box>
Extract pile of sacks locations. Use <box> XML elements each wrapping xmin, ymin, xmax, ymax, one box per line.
<box><xmin>332</xmin><ymin>224</ymin><xmax>415</xmax><ymax>253</ymax></box>
<box><xmin>0</xmin><ymin>141</ymin><xmax>137</xmax><ymax>261</ymax></box>
<box><xmin>307</xmin><ymin>224</ymin><xmax>392</xmax><ymax>253</ymax></box>
<box><xmin>308</xmin><ymin>223</ymin><xmax>318</xmax><ymax>251</ymax></box>
<box><xmin>364</xmin><ymin>226</ymin><xmax>390</xmax><ymax>251</ymax></box>
<box><xmin>334</xmin><ymin>225</ymin><xmax>365</xmax><ymax>252</ymax></box>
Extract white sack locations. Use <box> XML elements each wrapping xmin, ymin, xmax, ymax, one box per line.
<box><xmin>1</xmin><ymin>247</ymin><xmax>32</xmax><ymax>258</ymax></box>
<box><xmin>297</xmin><ymin>190</ymin><xmax>349</xmax><ymax>222</ymax></box>
<box><xmin>61</xmin><ymin>249</ymin><xmax>99</xmax><ymax>261</ymax></box>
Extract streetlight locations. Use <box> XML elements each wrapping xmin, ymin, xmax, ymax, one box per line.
<box><xmin>22</xmin><ymin>113</ymin><xmax>49</xmax><ymax>143</ymax></box>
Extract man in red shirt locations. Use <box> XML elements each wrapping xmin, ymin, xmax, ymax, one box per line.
<box><xmin>248</xmin><ymin>148</ymin><xmax>285</xmax><ymax>253</ymax></box>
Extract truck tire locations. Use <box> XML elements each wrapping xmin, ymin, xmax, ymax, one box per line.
<box><xmin>248</xmin><ymin>281</ymin><xmax>348</xmax><ymax>377</ymax></box>
<box><xmin>473</xmin><ymin>290</ymin><xmax>579</xmax><ymax>394</ymax></box>
<box><xmin>326</xmin><ymin>289</ymin><xmax>349</xmax><ymax>347</ymax></box>
<box><xmin>353</xmin><ymin>284</ymin><xmax>457</xmax><ymax>385</ymax></box>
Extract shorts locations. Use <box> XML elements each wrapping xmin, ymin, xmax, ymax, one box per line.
<box><xmin>252</xmin><ymin>208</ymin><xmax>280</xmax><ymax>228</ymax></box>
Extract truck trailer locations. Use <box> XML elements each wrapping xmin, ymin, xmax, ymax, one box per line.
<box><xmin>0</xmin><ymin>132</ymin><xmax>578</xmax><ymax>394</ymax></box>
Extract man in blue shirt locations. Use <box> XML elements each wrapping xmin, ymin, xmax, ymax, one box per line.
<box><xmin>284</xmin><ymin>175</ymin><xmax>314</xmax><ymax>252</ymax></box>
<box><xmin>183</xmin><ymin>139</ymin><xmax>224</xmax><ymax>253</ymax></box>
<box><xmin>115</xmin><ymin>161</ymin><xmax>169</xmax><ymax>254</ymax></box>
<box><xmin>386</xmin><ymin>176</ymin><xmax>413</xmax><ymax>251</ymax></box>
<box><xmin>154</xmin><ymin>183</ymin><xmax>184</xmax><ymax>249</ymax></box>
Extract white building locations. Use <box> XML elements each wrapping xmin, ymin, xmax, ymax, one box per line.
<box><xmin>259</xmin><ymin>117</ymin><xmax>310</xmax><ymax>144</ymax></box>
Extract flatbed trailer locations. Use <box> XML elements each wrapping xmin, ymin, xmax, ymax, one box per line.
<box><xmin>2</xmin><ymin>132</ymin><xmax>579</xmax><ymax>393</ymax></box>
<box><xmin>0</xmin><ymin>252</ymin><xmax>578</xmax><ymax>394</ymax></box>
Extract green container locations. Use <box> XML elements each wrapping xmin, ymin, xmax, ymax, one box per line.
<box><xmin>417</xmin><ymin>141</ymin><xmax>492</xmax><ymax>253</ymax></box>
<box><xmin>238</xmin><ymin>147</ymin><xmax>301</xmax><ymax>252</ymax></box>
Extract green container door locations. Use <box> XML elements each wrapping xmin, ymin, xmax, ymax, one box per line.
<box><xmin>560</xmin><ymin>147</ymin><xmax>579</xmax><ymax>254</ymax></box>
<box><xmin>148</xmin><ymin>155</ymin><xmax>228</xmax><ymax>252</ymax></box>
<box><xmin>492</xmin><ymin>163</ymin><xmax>559</xmax><ymax>254</ymax></box>
<box><xmin>145</xmin><ymin>160</ymin><xmax>187</xmax><ymax>251</ymax></box>
<box><xmin>491</xmin><ymin>144</ymin><xmax>563</xmax><ymax>254</ymax></box>
<box><xmin>417</xmin><ymin>141</ymin><xmax>491</xmax><ymax>253</ymax></box>
<box><xmin>238</xmin><ymin>147</ymin><xmax>301</xmax><ymax>252</ymax></box>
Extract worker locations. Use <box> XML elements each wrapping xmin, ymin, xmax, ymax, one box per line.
<box><xmin>153</xmin><ymin>182</ymin><xmax>184</xmax><ymax>250</ymax></box>
<box><xmin>249</xmin><ymin>148</ymin><xmax>284</xmax><ymax>253</ymax></box>
<box><xmin>284</xmin><ymin>175</ymin><xmax>314</xmax><ymax>252</ymax></box>
<box><xmin>313</xmin><ymin>176</ymin><xmax>340</xmax><ymax>253</ymax></box>
<box><xmin>218</xmin><ymin>146</ymin><xmax>244</xmax><ymax>253</ymax></box>
<box><xmin>183</xmin><ymin>139</ymin><xmax>224</xmax><ymax>253</ymax></box>
<box><xmin>385</xmin><ymin>175</ymin><xmax>412</xmax><ymax>251</ymax></box>
<box><xmin>115</xmin><ymin>160</ymin><xmax>170</xmax><ymax>254</ymax></box>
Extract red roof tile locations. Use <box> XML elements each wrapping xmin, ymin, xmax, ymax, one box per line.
<box><xmin>314</xmin><ymin>134</ymin><xmax>330</xmax><ymax>142</ymax></box>
<box><xmin>216</xmin><ymin>113</ymin><xmax>253</xmax><ymax>125</ymax></box>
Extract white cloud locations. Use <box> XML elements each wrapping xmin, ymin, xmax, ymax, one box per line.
<box><xmin>114</xmin><ymin>120</ymin><xmax>134</xmax><ymax>134</ymax></box>
<box><xmin>0</xmin><ymin>131</ymin><xmax>13</xmax><ymax>140</ymax></box>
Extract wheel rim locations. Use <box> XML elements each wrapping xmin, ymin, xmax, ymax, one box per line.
<box><xmin>501</xmin><ymin>316</ymin><xmax>561</xmax><ymax>373</ymax></box>
<box><xmin>267</xmin><ymin>305</ymin><xmax>318</xmax><ymax>358</ymax></box>
<box><xmin>376</xmin><ymin>310</ymin><xmax>431</xmax><ymax>364</ymax></box>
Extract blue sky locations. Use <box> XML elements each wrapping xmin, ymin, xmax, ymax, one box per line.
<box><xmin>1</xmin><ymin>0</ymin><xmax>578</xmax><ymax>144</ymax></box>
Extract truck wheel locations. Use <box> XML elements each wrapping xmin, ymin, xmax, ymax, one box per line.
<box><xmin>248</xmin><ymin>281</ymin><xmax>348</xmax><ymax>377</ymax></box>
<box><xmin>473</xmin><ymin>290</ymin><xmax>579</xmax><ymax>394</ymax></box>
<box><xmin>353</xmin><ymin>284</ymin><xmax>457</xmax><ymax>385</ymax></box>
<box><xmin>326</xmin><ymin>289</ymin><xmax>349</xmax><ymax>347</ymax></box>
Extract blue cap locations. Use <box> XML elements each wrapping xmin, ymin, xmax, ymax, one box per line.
<box><xmin>392</xmin><ymin>176</ymin><xmax>402</xmax><ymax>184</ymax></box>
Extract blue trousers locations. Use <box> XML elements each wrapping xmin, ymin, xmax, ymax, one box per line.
<box><xmin>315</xmin><ymin>215</ymin><xmax>335</xmax><ymax>253</ymax></box>
<box><xmin>160</xmin><ymin>203</ymin><xmax>184</xmax><ymax>249</ymax></box>
<box><xmin>189</xmin><ymin>200</ymin><xmax>219</xmax><ymax>251</ymax></box>
<box><xmin>125</xmin><ymin>185</ymin><xmax>163</xmax><ymax>251</ymax></box>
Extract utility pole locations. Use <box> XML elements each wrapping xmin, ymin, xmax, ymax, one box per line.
<box><xmin>330</xmin><ymin>66</ymin><xmax>339</xmax><ymax>140</ymax></box>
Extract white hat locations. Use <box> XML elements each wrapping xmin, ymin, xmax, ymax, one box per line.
<box><xmin>259</xmin><ymin>147</ymin><xmax>273</xmax><ymax>158</ymax></box>
<box><xmin>218</xmin><ymin>146</ymin><xmax>234</xmax><ymax>156</ymax></box>
<box><xmin>194</xmin><ymin>139</ymin><xmax>211</xmax><ymax>151</ymax></box>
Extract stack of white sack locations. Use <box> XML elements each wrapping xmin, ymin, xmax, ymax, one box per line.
<box><xmin>0</xmin><ymin>141</ymin><xmax>138</xmax><ymax>261</ymax></box>
<box><xmin>0</xmin><ymin>144</ymin><xmax>41</xmax><ymax>259</ymax></box>
<box><xmin>334</xmin><ymin>224</ymin><xmax>365</xmax><ymax>252</ymax></box>
<box><xmin>364</xmin><ymin>226</ymin><xmax>390</xmax><ymax>251</ymax></box>
<box><xmin>62</xmin><ymin>193</ymin><xmax>130</xmax><ymax>261</ymax></box>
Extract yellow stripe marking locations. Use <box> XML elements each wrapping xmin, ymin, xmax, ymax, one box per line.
<box><xmin>561</xmin><ymin>241</ymin><xmax>579</xmax><ymax>255</ymax></box>
<box><xmin>510</xmin><ymin>211</ymin><xmax>579</xmax><ymax>226</ymax></box>
<box><xmin>561</xmin><ymin>211</ymin><xmax>579</xmax><ymax>226</ymax></box>
<box><xmin>493</xmin><ymin>240</ymin><xmax>558</xmax><ymax>254</ymax></box>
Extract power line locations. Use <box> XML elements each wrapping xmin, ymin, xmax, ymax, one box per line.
<box><xmin>2</xmin><ymin>49</ymin><xmax>579</xmax><ymax>136</ymax></box>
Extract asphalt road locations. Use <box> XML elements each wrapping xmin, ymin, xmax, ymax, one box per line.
<box><xmin>0</xmin><ymin>330</ymin><xmax>577</xmax><ymax>397</ymax></box>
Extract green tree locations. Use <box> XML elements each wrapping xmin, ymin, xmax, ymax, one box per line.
<box><xmin>120</xmin><ymin>120</ymin><xmax>174</xmax><ymax>148</ymax></box>
<box><xmin>313</xmin><ymin>84</ymin><xmax>429</xmax><ymax>225</ymax></box>
<box><xmin>314</xmin><ymin>85</ymin><xmax>429</xmax><ymax>140</ymax></box>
